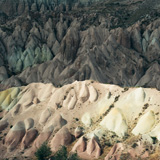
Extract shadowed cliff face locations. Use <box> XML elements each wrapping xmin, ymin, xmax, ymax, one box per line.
<box><xmin>1</xmin><ymin>0</ymin><xmax>160</xmax><ymax>90</ymax></box>
<box><xmin>0</xmin><ymin>0</ymin><xmax>105</xmax><ymax>16</ymax></box>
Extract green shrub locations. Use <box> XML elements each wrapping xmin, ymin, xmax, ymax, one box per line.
<box><xmin>51</xmin><ymin>146</ymin><xmax>80</xmax><ymax>160</ymax></box>
<box><xmin>51</xmin><ymin>146</ymin><xmax>68</xmax><ymax>160</ymax></box>
<box><xmin>68</xmin><ymin>152</ymin><xmax>80</xmax><ymax>160</ymax></box>
<box><xmin>35</xmin><ymin>142</ymin><xmax>52</xmax><ymax>160</ymax></box>
<box><xmin>35</xmin><ymin>144</ymin><xmax>80</xmax><ymax>160</ymax></box>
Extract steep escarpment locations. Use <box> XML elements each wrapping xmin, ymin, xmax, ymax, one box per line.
<box><xmin>0</xmin><ymin>0</ymin><xmax>160</xmax><ymax>90</ymax></box>
<box><xmin>0</xmin><ymin>0</ymin><xmax>109</xmax><ymax>17</ymax></box>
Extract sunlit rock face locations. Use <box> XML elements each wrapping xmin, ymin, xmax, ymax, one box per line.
<box><xmin>0</xmin><ymin>80</ymin><xmax>160</xmax><ymax>159</ymax></box>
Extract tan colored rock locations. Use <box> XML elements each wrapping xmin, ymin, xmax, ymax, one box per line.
<box><xmin>34</xmin><ymin>126</ymin><xmax>53</xmax><ymax>149</ymax></box>
<box><xmin>128</xmin><ymin>142</ymin><xmax>149</xmax><ymax>159</ymax></box>
<box><xmin>50</xmin><ymin>127</ymin><xmax>72</xmax><ymax>152</ymax></box>
<box><xmin>81</xmin><ymin>112</ymin><xmax>92</xmax><ymax>127</ymax></box>
<box><xmin>37</xmin><ymin>83</ymin><xmax>54</xmax><ymax>101</ymax></box>
<box><xmin>52</xmin><ymin>113</ymin><xmax>67</xmax><ymax>130</ymax></box>
<box><xmin>116</xmin><ymin>87</ymin><xmax>146</xmax><ymax>122</ymax></box>
<box><xmin>47</xmin><ymin>88</ymin><xmax>65</xmax><ymax>108</ymax></box>
<box><xmin>68</xmin><ymin>93</ymin><xmax>77</xmax><ymax>110</ymax></box>
<box><xmin>33</xmin><ymin>97</ymin><xmax>40</xmax><ymax>104</ymax></box>
<box><xmin>132</xmin><ymin>111</ymin><xmax>155</xmax><ymax>135</ymax></box>
<box><xmin>105</xmin><ymin>143</ymin><xmax>124</xmax><ymax>160</ymax></box>
<box><xmin>63</xmin><ymin>89</ymin><xmax>77</xmax><ymax>110</ymax></box>
<box><xmin>12</xmin><ymin>104</ymin><xmax>21</xmax><ymax>116</ymax></box>
<box><xmin>5</xmin><ymin>121</ymin><xmax>26</xmax><ymax>151</ymax></box>
<box><xmin>72</xmin><ymin>136</ymin><xmax>86</xmax><ymax>153</ymax></box>
<box><xmin>39</xmin><ymin>108</ymin><xmax>51</xmax><ymax>125</ymax></box>
<box><xmin>74</xmin><ymin>126</ymin><xmax>83</xmax><ymax>138</ymax></box>
<box><xmin>21</xmin><ymin>128</ymin><xmax>38</xmax><ymax>149</ymax></box>
<box><xmin>24</xmin><ymin>118</ymin><xmax>34</xmax><ymax>130</ymax></box>
<box><xmin>100</xmin><ymin>108</ymin><xmax>128</xmax><ymax>137</ymax></box>
<box><xmin>2</xmin><ymin>80</ymin><xmax>160</xmax><ymax>159</ymax></box>
<box><xmin>86</xmin><ymin>138</ymin><xmax>101</xmax><ymax>158</ymax></box>
<box><xmin>89</xmin><ymin>85</ymin><xmax>98</xmax><ymax>102</ymax></box>
<box><xmin>0</xmin><ymin>119</ymin><xmax>8</xmax><ymax>131</ymax></box>
<box><xmin>79</xmin><ymin>83</ymin><xmax>89</xmax><ymax>103</ymax></box>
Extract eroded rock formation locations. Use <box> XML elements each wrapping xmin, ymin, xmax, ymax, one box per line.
<box><xmin>0</xmin><ymin>81</ymin><xmax>160</xmax><ymax>159</ymax></box>
<box><xmin>0</xmin><ymin>0</ymin><xmax>160</xmax><ymax>90</ymax></box>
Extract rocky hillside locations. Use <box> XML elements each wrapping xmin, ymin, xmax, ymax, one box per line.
<box><xmin>1</xmin><ymin>0</ymin><xmax>160</xmax><ymax>160</ymax></box>
<box><xmin>1</xmin><ymin>0</ymin><xmax>160</xmax><ymax>91</ymax></box>
<box><xmin>0</xmin><ymin>0</ymin><xmax>105</xmax><ymax>17</ymax></box>
<box><xmin>0</xmin><ymin>81</ymin><xmax>160</xmax><ymax>159</ymax></box>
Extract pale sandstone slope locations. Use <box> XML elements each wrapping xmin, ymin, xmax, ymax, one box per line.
<box><xmin>0</xmin><ymin>81</ymin><xmax>160</xmax><ymax>159</ymax></box>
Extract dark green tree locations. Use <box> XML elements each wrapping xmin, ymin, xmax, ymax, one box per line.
<box><xmin>51</xmin><ymin>146</ymin><xmax>68</xmax><ymax>160</ymax></box>
<box><xmin>35</xmin><ymin>142</ymin><xmax>52</xmax><ymax>160</ymax></box>
<box><xmin>51</xmin><ymin>146</ymin><xmax>80</xmax><ymax>160</ymax></box>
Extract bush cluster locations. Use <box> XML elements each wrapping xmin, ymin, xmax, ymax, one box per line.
<box><xmin>35</xmin><ymin>142</ymin><xmax>52</xmax><ymax>160</ymax></box>
<box><xmin>35</xmin><ymin>143</ymin><xmax>80</xmax><ymax>160</ymax></box>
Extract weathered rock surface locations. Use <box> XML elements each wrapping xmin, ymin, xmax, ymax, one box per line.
<box><xmin>72</xmin><ymin>136</ymin><xmax>101</xmax><ymax>159</ymax></box>
<box><xmin>105</xmin><ymin>143</ymin><xmax>124</xmax><ymax>160</ymax></box>
<box><xmin>100</xmin><ymin>108</ymin><xmax>128</xmax><ymax>137</ymax></box>
<box><xmin>86</xmin><ymin>138</ymin><xmax>101</xmax><ymax>158</ymax></box>
<box><xmin>50</xmin><ymin>127</ymin><xmax>72</xmax><ymax>152</ymax></box>
<box><xmin>1</xmin><ymin>0</ymin><xmax>160</xmax><ymax>90</ymax></box>
<box><xmin>0</xmin><ymin>81</ymin><xmax>160</xmax><ymax>159</ymax></box>
<box><xmin>74</xmin><ymin>126</ymin><xmax>83</xmax><ymax>138</ymax></box>
<box><xmin>0</xmin><ymin>119</ymin><xmax>8</xmax><ymax>131</ymax></box>
<box><xmin>21</xmin><ymin>128</ymin><xmax>38</xmax><ymax>149</ymax></box>
<box><xmin>33</xmin><ymin>126</ymin><xmax>54</xmax><ymax>149</ymax></box>
<box><xmin>5</xmin><ymin>121</ymin><xmax>26</xmax><ymax>151</ymax></box>
<box><xmin>1</xmin><ymin>0</ymin><xmax>160</xmax><ymax>159</ymax></box>
<box><xmin>72</xmin><ymin>136</ymin><xmax>86</xmax><ymax>153</ymax></box>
